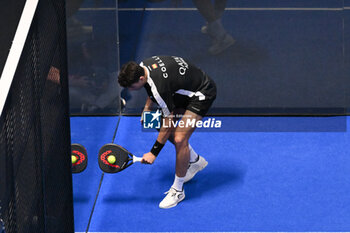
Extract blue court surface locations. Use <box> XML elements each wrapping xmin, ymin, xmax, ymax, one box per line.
<box><xmin>71</xmin><ymin>116</ymin><xmax>350</xmax><ymax>232</ymax></box>
<box><xmin>70</xmin><ymin>1</ymin><xmax>350</xmax><ymax>232</ymax></box>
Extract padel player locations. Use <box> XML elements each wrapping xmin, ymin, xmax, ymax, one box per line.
<box><xmin>118</xmin><ymin>56</ymin><xmax>216</xmax><ymax>209</ymax></box>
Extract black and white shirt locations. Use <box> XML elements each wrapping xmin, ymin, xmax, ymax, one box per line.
<box><xmin>140</xmin><ymin>56</ymin><xmax>213</xmax><ymax>116</ymax></box>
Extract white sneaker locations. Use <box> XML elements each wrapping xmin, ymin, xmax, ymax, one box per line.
<box><xmin>159</xmin><ymin>188</ymin><xmax>185</xmax><ymax>209</ymax></box>
<box><xmin>184</xmin><ymin>155</ymin><xmax>208</xmax><ymax>183</ymax></box>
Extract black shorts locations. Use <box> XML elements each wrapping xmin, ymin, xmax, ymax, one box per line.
<box><xmin>173</xmin><ymin>77</ymin><xmax>216</xmax><ymax>117</ymax></box>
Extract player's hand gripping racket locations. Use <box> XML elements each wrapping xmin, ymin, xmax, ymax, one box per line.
<box><xmin>98</xmin><ymin>143</ymin><xmax>142</xmax><ymax>173</ymax></box>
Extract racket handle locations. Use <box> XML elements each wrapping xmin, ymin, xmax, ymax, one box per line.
<box><xmin>133</xmin><ymin>156</ymin><xmax>143</xmax><ymax>163</ymax></box>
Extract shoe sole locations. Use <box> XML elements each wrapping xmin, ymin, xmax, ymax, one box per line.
<box><xmin>159</xmin><ymin>194</ymin><xmax>185</xmax><ymax>209</ymax></box>
<box><xmin>184</xmin><ymin>160</ymin><xmax>208</xmax><ymax>183</ymax></box>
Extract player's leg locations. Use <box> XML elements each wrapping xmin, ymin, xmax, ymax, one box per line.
<box><xmin>173</xmin><ymin>110</ymin><xmax>202</xmax><ymax>177</ymax></box>
<box><xmin>165</xmin><ymin>108</ymin><xmax>200</xmax><ymax>163</ymax></box>
<box><xmin>181</xmin><ymin>82</ymin><xmax>216</xmax><ymax>182</ymax></box>
<box><xmin>214</xmin><ymin>0</ymin><xmax>227</xmax><ymax>19</ymax></box>
<box><xmin>166</xmin><ymin>107</ymin><xmax>185</xmax><ymax>144</ymax></box>
<box><xmin>192</xmin><ymin>0</ymin><xmax>217</xmax><ymax>34</ymax></box>
<box><xmin>177</xmin><ymin>111</ymin><xmax>207</xmax><ymax>183</ymax></box>
<box><xmin>192</xmin><ymin>0</ymin><xmax>217</xmax><ymax>24</ymax></box>
<box><xmin>167</xmin><ymin>134</ymin><xmax>200</xmax><ymax>166</ymax></box>
<box><xmin>159</xmin><ymin>110</ymin><xmax>202</xmax><ymax>209</ymax></box>
<box><xmin>193</xmin><ymin>0</ymin><xmax>234</xmax><ymax>55</ymax></box>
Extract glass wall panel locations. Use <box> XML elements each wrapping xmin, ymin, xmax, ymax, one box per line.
<box><xmin>118</xmin><ymin>0</ymin><xmax>347</xmax><ymax>115</ymax></box>
<box><xmin>67</xmin><ymin>0</ymin><xmax>120</xmax><ymax>115</ymax></box>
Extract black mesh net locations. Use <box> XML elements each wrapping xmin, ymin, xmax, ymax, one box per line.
<box><xmin>0</xmin><ymin>0</ymin><xmax>74</xmax><ymax>232</ymax></box>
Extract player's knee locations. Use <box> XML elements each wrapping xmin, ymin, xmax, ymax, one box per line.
<box><xmin>173</xmin><ymin>134</ymin><xmax>188</xmax><ymax>148</ymax></box>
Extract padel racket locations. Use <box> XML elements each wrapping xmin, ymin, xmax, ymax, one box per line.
<box><xmin>98</xmin><ymin>143</ymin><xmax>142</xmax><ymax>173</ymax></box>
<box><xmin>71</xmin><ymin>143</ymin><xmax>88</xmax><ymax>173</ymax></box>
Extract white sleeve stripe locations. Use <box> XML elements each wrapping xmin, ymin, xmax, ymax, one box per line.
<box><xmin>175</xmin><ymin>89</ymin><xmax>194</xmax><ymax>97</ymax></box>
<box><xmin>175</xmin><ymin>89</ymin><xmax>206</xmax><ymax>101</ymax></box>
<box><xmin>141</xmin><ymin>65</ymin><xmax>171</xmax><ymax>117</ymax></box>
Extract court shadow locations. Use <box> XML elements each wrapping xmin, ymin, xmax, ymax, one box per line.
<box><xmin>184</xmin><ymin>166</ymin><xmax>247</xmax><ymax>201</ymax></box>
<box><xmin>156</xmin><ymin>162</ymin><xmax>247</xmax><ymax>201</ymax></box>
<box><xmin>101</xmin><ymin>162</ymin><xmax>247</xmax><ymax>204</ymax></box>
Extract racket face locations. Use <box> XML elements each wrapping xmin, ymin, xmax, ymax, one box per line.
<box><xmin>71</xmin><ymin>144</ymin><xmax>88</xmax><ymax>173</ymax></box>
<box><xmin>98</xmin><ymin>144</ymin><xmax>131</xmax><ymax>173</ymax></box>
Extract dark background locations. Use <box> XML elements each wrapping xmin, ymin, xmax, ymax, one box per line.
<box><xmin>67</xmin><ymin>0</ymin><xmax>350</xmax><ymax>115</ymax></box>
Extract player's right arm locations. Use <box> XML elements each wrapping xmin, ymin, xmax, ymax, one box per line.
<box><xmin>144</xmin><ymin>96</ymin><xmax>154</xmax><ymax>111</ymax></box>
<box><xmin>141</xmin><ymin>96</ymin><xmax>154</xmax><ymax>124</ymax></box>
<box><xmin>142</xmin><ymin>114</ymin><xmax>173</xmax><ymax>164</ymax></box>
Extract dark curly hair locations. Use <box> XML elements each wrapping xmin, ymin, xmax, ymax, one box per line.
<box><xmin>118</xmin><ymin>61</ymin><xmax>145</xmax><ymax>87</ymax></box>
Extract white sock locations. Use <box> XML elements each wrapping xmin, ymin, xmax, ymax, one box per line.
<box><xmin>171</xmin><ymin>175</ymin><xmax>185</xmax><ymax>191</ymax></box>
<box><xmin>189</xmin><ymin>144</ymin><xmax>199</xmax><ymax>163</ymax></box>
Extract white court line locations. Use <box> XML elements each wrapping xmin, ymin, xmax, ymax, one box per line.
<box><xmin>80</xmin><ymin>7</ymin><xmax>345</xmax><ymax>11</ymax></box>
<box><xmin>0</xmin><ymin>0</ymin><xmax>39</xmax><ymax>117</ymax></box>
